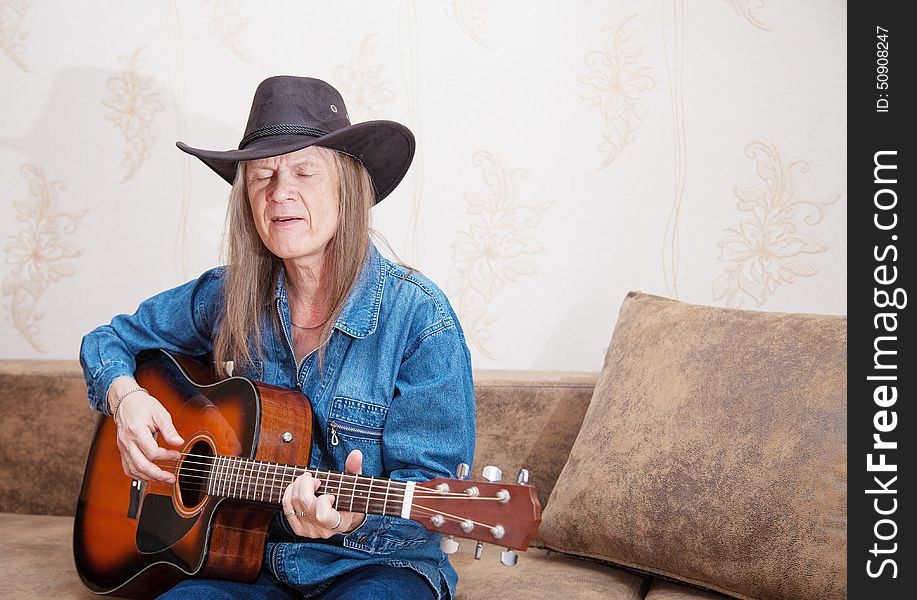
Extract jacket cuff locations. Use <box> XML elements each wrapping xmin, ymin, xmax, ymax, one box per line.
<box><xmin>89</xmin><ymin>362</ymin><xmax>134</xmax><ymax>416</ymax></box>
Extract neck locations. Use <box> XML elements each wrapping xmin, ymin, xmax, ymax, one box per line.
<box><xmin>283</xmin><ymin>256</ymin><xmax>331</xmax><ymax>324</ymax></box>
<box><xmin>283</xmin><ymin>256</ymin><xmax>328</xmax><ymax>304</ymax></box>
<box><xmin>204</xmin><ymin>456</ymin><xmax>414</xmax><ymax>518</ymax></box>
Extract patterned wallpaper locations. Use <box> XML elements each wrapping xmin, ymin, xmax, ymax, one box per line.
<box><xmin>0</xmin><ymin>1</ymin><xmax>846</xmax><ymax>371</ymax></box>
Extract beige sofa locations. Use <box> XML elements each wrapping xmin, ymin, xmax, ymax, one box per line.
<box><xmin>0</xmin><ymin>293</ymin><xmax>846</xmax><ymax>599</ymax></box>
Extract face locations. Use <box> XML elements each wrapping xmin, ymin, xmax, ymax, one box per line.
<box><xmin>245</xmin><ymin>145</ymin><xmax>340</xmax><ymax>264</ymax></box>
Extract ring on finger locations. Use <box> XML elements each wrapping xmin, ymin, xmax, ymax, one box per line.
<box><xmin>298</xmin><ymin>511</ymin><xmax>307</xmax><ymax>518</ymax></box>
<box><xmin>284</xmin><ymin>509</ymin><xmax>296</xmax><ymax>518</ymax></box>
<box><xmin>330</xmin><ymin>513</ymin><xmax>343</xmax><ymax>531</ymax></box>
<box><xmin>127</xmin><ymin>458</ymin><xmax>134</xmax><ymax>468</ymax></box>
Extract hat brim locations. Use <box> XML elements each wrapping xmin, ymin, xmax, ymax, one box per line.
<box><xmin>176</xmin><ymin>120</ymin><xmax>414</xmax><ymax>203</ymax></box>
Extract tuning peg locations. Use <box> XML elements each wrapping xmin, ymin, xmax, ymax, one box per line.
<box><xmin>516</xmin><ymin>467</ymin><xmax>529</xmax><ymax>485</ymax></box>
<box><xmin>482</xmin><ymin>465</ymin><xmax>503</xmax><ymax>483</ymax></box>
<box><xmin>456</xmin><ymin>463</ymin><xmax>470</xmax><ymax>480</ymax></box>
<box><xmin>501</xmin><ymin>549</ymin><xmax>519</xmax><ymax>567</ymax></box>
<box><xmin>474</xmin><ymin>541</ymin><xmax>485</xmax><ymax>560</ymax></box>
<box><xmin>440</xmin><ymin>536</ymin><xmax>459</xmax><ymax>554</ymax></box>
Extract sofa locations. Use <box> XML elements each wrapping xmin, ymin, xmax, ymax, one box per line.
<box><xmin>0</xmin><ymin>292</ymin><xmax>846</xmax><ymax>599</ymax></box>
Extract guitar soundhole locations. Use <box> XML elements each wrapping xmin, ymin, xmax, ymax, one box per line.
<box><xmin>177</xmin><ymin>440</ymin><xmax>214</xmax><ymax>510</ymax></box>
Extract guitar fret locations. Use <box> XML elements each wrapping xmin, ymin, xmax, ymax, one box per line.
<box><xmin>269</xmin><ymin>462</ymin><xmax>278</xmax><ymax>504</ymax></box>
<box><xmin>249</xmin><ymin>460</ymin><xmax>256</xmax><ymax>500</ymax></box>
<box><xmin>236</xmin><ymin>457</ymin><xmax>247</xmax><ymax>500</ymax></box>
<box><xmin>216</xmin><ymin>456</ymin><xmax>224</xmax><ymax>497</ymax></box>
<box><xmin>233</xmin><ymin>457</ymin><xmax>242</xmax><ymax>499</ymax></box>
<box><xmin>205</xmin><ymin>459</ymin><xmax>410</xmax><ymax>518</ymax></box>
<box><xmin>382</xmin><ymin>478</ymin><xmax>391</xmax><ymax>516</ymax></box>
<box><xmin>349</xmin><ymin>472</ymin><xmax>358</xmax><ymax>512</ymax></box>
<box><xmin>366</xmin><ymin>476</ymin><xmax>375</xmax><ymax>514</ymax></box>
<box><xmin>246</xmin><ymin>459</ymin><xmax>254</xmax><ymax>500</ymax></box>
<box><xmin>335</xmin><ymin>472</ymin><xmax>343</xmax><ymax>509</ymax></box>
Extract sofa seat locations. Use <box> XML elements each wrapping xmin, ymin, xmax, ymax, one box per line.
<box><xmin>0</xmin><ymin>512</ymin><xmax>727</xmax><ymax>599</ymax></box>
<box><xmin>449</xmin><ymin>545</ymin><xmax>647</xmax><ymax>599</ymax></box>
<box><xmin>0</xmin><ymin>512</ymin><xmax>97</xmax><ymax>600</ymax></box>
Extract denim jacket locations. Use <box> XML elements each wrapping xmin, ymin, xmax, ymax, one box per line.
<box><xmin>79</xmin><ymin>241</ymin><xmax>476</xmax><ymax>599</ymax></box>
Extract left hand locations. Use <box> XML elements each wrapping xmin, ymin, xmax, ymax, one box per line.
<box><xmin>282</xmin><ymin>449</ymin><xmax>366</xmax><ymax>538</ymax></box>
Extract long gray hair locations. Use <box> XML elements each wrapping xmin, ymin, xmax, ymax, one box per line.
<box><xmin>213</xmin><ymin>147</ymin><xmax>375</xmax><ymax>377</ymax></box>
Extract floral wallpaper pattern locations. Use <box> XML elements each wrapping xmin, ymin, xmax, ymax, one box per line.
<box><xmin>2</xmin><ymin>165</ymin><xmax>84</xmax><ymax>352</ymax></box>
<box><xmin>206</xmin><ymin>0</ymin><xmax>250</xmax><ymax>60</ymax></box>
<box><xmin>579</xmin><ymin>15</ymin><xmax>655</xmax><ymax>169</ymax></box>
<box><xmin>0</xmin><ymin>0</ymin><xmax>31</xmax><ymax>72</ymax></box>
<box><xmin>728</xmin><ymin>0</ymin><xmax>771</xmax><ymax>31</ymax></box>
<box><xmin>661</xmin><ymin>1</ymin><xmax>686</xmax><ymax>300</ymax></box>
<box><xmin>102</xmin><ymin>47</ymin><xmax>166</xmax><ymax>182</ymax></box>
<box><xmin>445</xmin><ymin>0</ymin><xmax>494</xmax><ymax>48</ymax></box>
<box><xmin>334</xmin><ymin>33</ymin><xmax>396</xmax><ymax>120</ymax></box>
<box><xmin>449</xmin><ymin>151</ymin><xmax>549</xmax><ymax>358</ymax></box>
<box><xmin>0</xmin><ymin>2</ymin><xmax>846</xmax><ymax>367</ymax></box>
<box><xmin>712</xmin><ymin>141</ymin><xmax>840</xmax><ymax>308</ymax></box>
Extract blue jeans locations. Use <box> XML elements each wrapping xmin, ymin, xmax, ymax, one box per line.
<box><xmin>157</xmin><ymin>565</ymin><xmax>437</xmax><ymax>599</ymax></box>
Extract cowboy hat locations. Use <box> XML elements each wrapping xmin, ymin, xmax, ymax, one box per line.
<box><xmin>176</xmin><ymin>76</ymin><xmax>414</xmax><ymax>203</ymax></box>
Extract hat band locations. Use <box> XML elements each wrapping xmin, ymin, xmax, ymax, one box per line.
<box><xmin>238</xmin><ymin>123</ymin><xmax>330</xmax><ymax>149</ymax></box>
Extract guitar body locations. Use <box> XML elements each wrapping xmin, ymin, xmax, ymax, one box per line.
<box><xmin>73</xmin><ymin>350</ymin><xmax>314</xmax><ymax>598</ymax></box>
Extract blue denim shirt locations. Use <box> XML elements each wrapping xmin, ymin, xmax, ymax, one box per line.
<box><xmin>79</xmin><ymin>241</ymin><xmax>476</xmax><ymax>599</ymax></box>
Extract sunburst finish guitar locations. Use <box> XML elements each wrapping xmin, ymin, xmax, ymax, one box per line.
<box><xmin>73</xmin><ymin>349</ymin><xmax>541</xmax><ymax>598</ymax></box>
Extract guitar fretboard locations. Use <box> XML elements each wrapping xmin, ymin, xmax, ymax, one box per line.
<box><xmin>205</xmin><ymin>456</ymin><xmax>410</xmax><ymax>518</ymax></box>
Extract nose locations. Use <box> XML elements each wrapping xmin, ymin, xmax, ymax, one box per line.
<box><xmin>268</xmin><ymin>170</ymin><xmax>298</xmax><ymax>204</ymax></box>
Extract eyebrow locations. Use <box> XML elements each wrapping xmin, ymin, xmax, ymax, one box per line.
<box><xmin>249</xmin><ymin>159</ymin><xmax>319</xmax><ymax>171</ymax></box>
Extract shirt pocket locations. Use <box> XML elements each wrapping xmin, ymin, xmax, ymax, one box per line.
<box><xmin>324</xmin><ymin>396</ymin><xmax>387</xmax><ymax>477</ymax></box>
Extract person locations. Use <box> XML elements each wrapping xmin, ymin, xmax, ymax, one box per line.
<box><xmin>79</xmin><ymin>76</ymin><xmax>476</xmax><ymax>600</ymax></box>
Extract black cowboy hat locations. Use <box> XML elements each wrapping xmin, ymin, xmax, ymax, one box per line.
<box><xmin>176</xmin><ymin>76</ymin><xmax>414</xmax><ymax>203</ymax></box>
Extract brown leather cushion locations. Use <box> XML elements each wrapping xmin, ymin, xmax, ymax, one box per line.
<box><xmin>0</xmin><ymin>361</ymin><xmax>98</xmax><ymax>515</ymax></box>
<box><xmin>538</xmin><ymin>293</ymin><xmax>847</xmax><ymax>600</ymax></box>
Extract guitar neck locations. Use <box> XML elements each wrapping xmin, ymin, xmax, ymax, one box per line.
<box><xmin>205</xmin><ymin>455</ymin><xmax>414</xmax><ymax>519</ymax></box>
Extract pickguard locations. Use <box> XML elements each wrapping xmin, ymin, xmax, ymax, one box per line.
<box><xmin>136</xmin><ymin>493</ymin><xmax>200</xmax><ymax>554</ymax></box>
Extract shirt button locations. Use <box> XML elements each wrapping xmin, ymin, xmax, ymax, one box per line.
<box><xmin>359</xmin><ymin>536</ymin><xmax>368</xmax><ymax>544</ymax></box>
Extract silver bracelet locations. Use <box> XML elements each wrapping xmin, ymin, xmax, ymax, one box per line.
<box><xmin>113</xmin><ymin>386</ymin><xmax>147</xmax><ymax>421</ymax></box>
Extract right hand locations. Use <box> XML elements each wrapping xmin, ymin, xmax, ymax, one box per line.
<box><xmin>108</xmin><ymin>377</ymin><xmax>184</xmax><ymax>483</ymax></box>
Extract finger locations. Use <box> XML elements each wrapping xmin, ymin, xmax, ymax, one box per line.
<box><xmin>291</xmin><ymin>473</ymin><xmax>317</xmax><ymax>514</ymax></box>
<box><xmin>314</xmin><ymin>494</ymin><xmax>339</xmax><ymax>529</ymax></box>
<box><xmin>131</xmin><ymin>430</ymin><xmax>177</xmax><ymax>482</ymax></box>
<box><xmin>128</xmin><ymin>421</ymin><xmax>179</xmax><ymax>470</ymax></box>
<box><xmin>125</xmin><ymin>444</ymin><xmax>172</xmax><ymax>483</ymax></box>
<box><xmin>119</xmin><ymin>450</ymin><xmax>133</xmax><ymax>478</ymax></box>
<box><xmin>281</xmin><ymin>485</ymin><xmax>296</xmax><ymax>518</ymax></box>
<box><xmin>345</xmin><ymin>449</ymin><xmax>363</xmax><ymax>475</ymax></box>
<box><xmin>151</xmin><ymin>409</ymin><xmax>184</xmax><ymax>450</ymax></box>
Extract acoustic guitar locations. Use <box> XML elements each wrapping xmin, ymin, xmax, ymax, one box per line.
<box><xmin>73</xmin><ymin>349</ymin><xmax>541</xmax><ymax>598</ymax></box>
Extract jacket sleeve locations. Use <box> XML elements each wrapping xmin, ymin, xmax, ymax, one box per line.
<box><xmin>343</xmin><ymin>323</ymin><xmax>477</xmax><ymax>554</ymax></box>
<box><xmin>78</xmin><ymin>268</ymin><xmax>224</xmax><ymax>415</ymax></box>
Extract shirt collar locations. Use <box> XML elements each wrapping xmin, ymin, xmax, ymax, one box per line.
<box><xmin>273</xmin><ymin>241</ymin><xmax>384</xmax><ymax>339</ymax></box>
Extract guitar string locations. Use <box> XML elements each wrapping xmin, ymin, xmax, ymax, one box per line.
<box><xmin>151</xmin><ymin>467</ymin><xmax>507</xmax><ymax>502</ymax></box>
<box><xmin>148</xmin><ymin>451</ymin><xmax>413</xmax><ymax>489</ymax></box>
<box><xmin>405</xmin><ymin>503</ymin><xmax>500</xmax><ymax>531</ymax></box>
<box><xmin>150</xmin><ymin>456</ymin><xmax>494</xmax><ymax>498</ymax></box>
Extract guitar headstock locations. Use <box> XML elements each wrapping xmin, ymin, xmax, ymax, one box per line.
<box><xmin>411</xmin><ymin>465</ymin><xmax>541</xmax><ymax>552</ymax></box>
